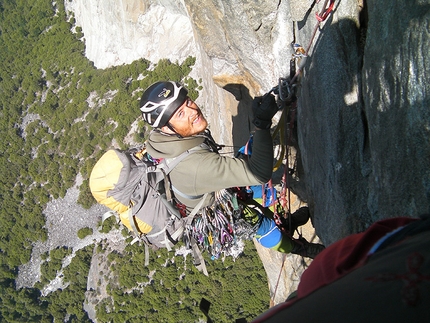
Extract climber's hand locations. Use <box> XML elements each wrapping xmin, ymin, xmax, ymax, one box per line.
<box><xmin>252</xmin><ymin>94</ymin><xmax>278</xmax><ymax>129</ymax></box>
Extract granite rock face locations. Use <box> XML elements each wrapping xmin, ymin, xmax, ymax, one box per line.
<box><xmin>299</xmin><ymin>0</ymin><xmax>430</xmax><ymax>244</ymax></box>
<box><xmin>67</xmin><ymin>0</ymin><xmax>430</xmax><ymax>304</ymax></box>
<box><xmin>65</xmin><ymin>0</ymin><xmax>193</xmax><ymax>69</ymax></box>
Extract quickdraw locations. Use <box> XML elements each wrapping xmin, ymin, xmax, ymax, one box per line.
<box><xmin>187</xmin><ymin>188</ymin><xmax>257</xmax><ymax>260</ymax></box>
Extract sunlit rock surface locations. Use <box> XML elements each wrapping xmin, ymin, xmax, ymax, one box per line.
<box><xmin>66</xmin><ymin>0</ymin><xmax>430</xmax><ymax>305</ymax></box>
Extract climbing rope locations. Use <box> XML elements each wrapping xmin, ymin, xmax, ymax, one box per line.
<box><xmin>268</xmin><ymin>0</ymin><xmax>336</xmax><ymax>304</ymax></box>
<box><xmin>315</xmin><ymin>0</ymin><xmax>335</xmax><ymax>23</ymax></box>
<box><xmin>272</xmin><ymin>253</ymin><xmax>287</xmax><ymax>304</ymax></box>
<box><xmin>270</xmin><ymin>0</ymin><xmax>337</xmax><ymax>221</ymax></box>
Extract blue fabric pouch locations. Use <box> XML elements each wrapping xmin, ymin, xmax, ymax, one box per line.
<box><xmin>255</xmin><ymin>216</ymin><xmax>282</xmax><ymax>248</ymax></box>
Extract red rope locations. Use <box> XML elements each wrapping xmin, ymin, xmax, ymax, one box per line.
<box><xmin>315</xmin><ymin>0</ymin><xmax>335</xmax><ymax>22</ymax></box>
<box><xmin>272</xmin><ymin>253</ymin><xmax>287</xmax><ymax>302</ymax></box>
<box><xmin>289</xmin><ymin>0</ymin><xmax>336</xmax><ymax>85</ymax></box>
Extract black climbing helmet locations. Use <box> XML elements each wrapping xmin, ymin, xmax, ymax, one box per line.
<box><xmin>139</xmin><ymin>81</ymin><xmax>188</xmax><ymax>128</ymax></box>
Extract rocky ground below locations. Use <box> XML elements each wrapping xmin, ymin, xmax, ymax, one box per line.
<box><xmin>16</xmin><ymin>175</ymin><xmax>126</xmax><ymax>291</ymax></box>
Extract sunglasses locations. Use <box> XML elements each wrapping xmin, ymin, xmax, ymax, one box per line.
<box><xmin>184</xmin><ymin>97</ymin><xmax>194</xmax><ymax>108</ymax></box>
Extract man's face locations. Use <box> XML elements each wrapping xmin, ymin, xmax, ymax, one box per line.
<box><xmin>166</xmin><ymin>97</ymin><xmax>208</xmax><ymax>137</ymax></box>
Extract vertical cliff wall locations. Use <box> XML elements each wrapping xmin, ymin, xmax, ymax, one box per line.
<box><xmin>66</xmin><ymin>0</ymin><xmax>430</xmax><ymax>304</ymax></box>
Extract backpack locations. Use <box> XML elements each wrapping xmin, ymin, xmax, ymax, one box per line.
<box><xmin>89</xmin><ymin>144</ymin><xmax>209</xmax><ymax>274</ymax></box>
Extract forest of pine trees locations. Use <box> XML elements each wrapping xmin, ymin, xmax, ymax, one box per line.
<box><xmin>0</xmin><ymin>1</ymin><xmax>270</xmax><ymax>322</ymax></box>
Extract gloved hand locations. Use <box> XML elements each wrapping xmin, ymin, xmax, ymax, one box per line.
<box><xmin>252</xmin><ymin>94</ymin><xmax>278</xmax><ymax>129</ymax></box>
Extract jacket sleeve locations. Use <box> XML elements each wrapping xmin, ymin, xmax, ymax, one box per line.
<box><xmin>170</xmin><ymin>128</ymin><xmax>273</xmax><ymax>197</ymax></box>
<box><xmin>247</xmin><ymin>128</ymin><xmax>274</xmax><ymax>183</ymax></box>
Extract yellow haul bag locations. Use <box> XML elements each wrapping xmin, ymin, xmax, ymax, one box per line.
<box><xmin>89</xmin><ymin>149</ymin><xmax>153</xmax><ymax>234</ymax></box>
<box><xmin>89</xmin><ymin>147</ymin><xmax>189</xmax><ymax>249</ymax></box>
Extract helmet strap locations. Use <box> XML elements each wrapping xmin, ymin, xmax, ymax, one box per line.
<box><xmin>166</xmin><ymin>122</ymin><xmax>183</xmax><ymax>138</ymax></box>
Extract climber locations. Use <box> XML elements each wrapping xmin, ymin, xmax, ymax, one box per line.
<box><xmin>139</xmin><ymin>81</ymin><xmax>324</xmax><ymax>258</ymax></box>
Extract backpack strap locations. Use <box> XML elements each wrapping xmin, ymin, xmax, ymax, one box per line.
<box><xmin>156</xmin><ymin>144</ymin><xmax>208</xmax><ymax>202</ymax></box>
<box><xmin>190</xmin><ymin>236</ymin><xmax>208</xmax><ymax>276</ymax></box>
<box><xmin>172</xmin><ymin>186</ymin><xmax>204</xmax><ymax>200</ymax></box>
<box><xmin>159</xmin><ymin>193</ymin><xmax>182</xmax><ymax>219</ymax></box>
<box><xmin>144</xmin><ymin>210</ymin><xmax>185</xmax><ymax>251</ymax></box>
<box><xmin>127</xmin><ymin>208</ymin><xmax>141</xmax><ymax>243</ymax></box>
<box><xmin>101</xmin><ymin>210</ymin><xmax>118</xmax><ymax>224</ymax></box>
<box><xmin>159</xmin><ymin>144</ymin><xmax>208</xmax><ymax>174</ymax></box>
<box><xmin>144</xmin><ymin>244</ymin><xmax>150</xmax><ymax>266</ymax></box>
<box><xmin>185</xmin><ymin>193</ymin><xmax>209</xmax><ymax>226</ymax></box>
<box><xmin>185</xmin><ymin>193</ymin><xmax>210</xmax><ymax>276</ymax></box>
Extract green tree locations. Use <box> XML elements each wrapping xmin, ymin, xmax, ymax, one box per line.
<box><xmin>77</xmin><ymin>227</ymin><xmax>93</xmax><ymax>239</ymax></box>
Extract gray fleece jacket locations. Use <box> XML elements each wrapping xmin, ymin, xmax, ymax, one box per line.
<box><xmin>145</xmin><ymin>128</ymin><xmax>273</xmax><ymax>210</ymax></box>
